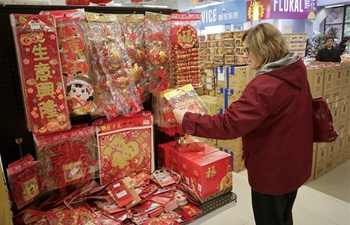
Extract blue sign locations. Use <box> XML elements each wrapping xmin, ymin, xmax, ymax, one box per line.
<box><xmin>187</xmin><ymin>0</ymin><xmax>247</xmax><ymax>28</ymax></box>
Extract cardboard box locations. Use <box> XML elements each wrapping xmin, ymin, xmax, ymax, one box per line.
<box><xmin>227</xmin><ymin>88</ymin><xmax>244</xmax><ymax>105</ymax></box>
<box><xmin>331</xmin><ymin>88</ymin><xmax>342</xmax><ymax>103</ymax></box>
<box><xmin>222</xmin><ymin>39</ymin><xmax>235</xmax><ymax>47</ymax></box>
<box><xmin>333</xmin><ymin>66</ymin><xmax>344</xmax><ymax>90</ymax></box>
<box><xmin>315</xmin><ymin>143</ymin><xmax>328</xmax><ymax>166</ymax></box>
<box><xmin>218</xmin><ymin>138</ymin><xmax>243</xmax><ymax>153</ymax></box>
<box><xmin>323</xmin><ymin>66</ymin><xmax>335</xmax><ymax>95</ymax></box>
<box><xmin>345</xmin><ymin>129</ymin><xmax>350</xmax><ymax>147</ymax></box>
<box><xmin>200</xmin><ymin>95</ymin><xmax>217</xmax><ymax>115</ymax></box>
<box><xmin>226</xmin><ymin>66</ymin><xmax>247</xmax><ymax>90</ymax></box>
<box><xmin>314</xmin><ymin>163</ymin><xmax>326</xmax><ymax>179</ymax></box>
<box><xmin>323</xmin><ymin>90</ymin><xmax>332</xmax><ymax>104</ymax></box>
<box><xmin>342</xmin><ymin>85</ymin><xmax>349</xmax><ymax>99</ymax></box>
<box><xmin>218</xmin><ymin>147</ymin><xmax>245</xmax><ymax>173</ymax></box>
<box><xmin>215</xmin><ymin>66</ymin><xmax>228</xmax><ymax>88</ymax></box>
<box><xmin>306</xmin><ymin>67</ymin><xmax>324</xmax><ymax>98</ymax></box>
<box><xmin>342</xmin><ymin>63</ymin><xmax>350</xmax><ymax>88</ymax></box>
<box><xmin>339</xmin><ymin>98</ymin><xmax>349</xmax><ymax>123</ymax></box>
<box><xmin>179</xmin><ymin>145</ymin><xmax>218</xmax><ymax>186</ymax></box>
<box><xmin>190</xmin><ymin>150</ymin><xmax>232</xmax><ymax>198</ymax></box>
<box><xmin>215</xmin><ymin>87</ymin><xmax>226</xmax><ymax>109</ymax></box>
<box><xmin>330</xmin><ymin>101</ymin><xmax>340</xmax><ymax>125</ymax></box>
<box><xmin>224</xmin><ymin>55</ymin><xmax>235</xmax><ymax>65</ymax></box>
<box><xmin>326</xmin><ymin>142</ymin><xmax>337</xmax><ymax>162</ymax></box>
<box><xmin>325</xmin><ymin>159</ymin><xmax>336</xmax><ymax>173</ymax></box>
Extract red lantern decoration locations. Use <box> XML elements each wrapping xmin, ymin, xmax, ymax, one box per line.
<box><xmin>89</xmin><ymin>0</ymin><xmax>112</xmax><ymax>6</ymax></box>
<box><xmin>131</xmin><ymin>0</ymin><xmax>143</xmax><ymax>2</ymax></box>
<box><xmin>65</xmin><ymin>0</ymin><xmax>90</xmax><ymax>5</ymax></box>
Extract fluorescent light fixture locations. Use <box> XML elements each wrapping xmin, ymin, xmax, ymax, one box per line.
<box><xmin>113</xmin><ymin>3</ymin><xmax>122</xmax><ymax>6</ymax></box>
<box><xmin>325</xmin><ymin>4</ymin><xmax>344</xmax><ymax>8</ymax></box>
<box><xmin>143</xmin><ymin>4</ymin><xmax>169</xmax><ymax>8</ymax></box>
<box><xmin>194</xmin><ymin>2</ymin><xmax>222</xmax><ymax>9</ymax></box>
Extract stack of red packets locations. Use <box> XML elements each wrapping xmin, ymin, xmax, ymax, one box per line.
<box><xmin>15</xmin><ymin>170</ymin><xmax>203</xmax><ymax>225</ymax></box>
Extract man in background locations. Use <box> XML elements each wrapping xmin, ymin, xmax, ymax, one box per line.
<box><xmin>315</xmin><ymin>37</ymin><xmax>341</xmax><ymax>62</ymax></box>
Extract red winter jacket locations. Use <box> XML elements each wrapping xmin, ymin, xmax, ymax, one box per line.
<box><xmin>182</xmin><ymin>57</ymin><xmax>313</xmax><ymax>195</ymax></box>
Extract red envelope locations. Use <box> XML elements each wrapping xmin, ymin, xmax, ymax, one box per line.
<box><xmin>180</xmin><ymin>203</ymin><xmax>202</xmax><ymax>217</ymax></box>
<box><xmin>107</xmin><ymin>180</ymin><xmax>134</xmax><ymax>207</ymax></box>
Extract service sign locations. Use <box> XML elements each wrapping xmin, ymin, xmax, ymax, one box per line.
<box><xmin>247</xmin><ymin>0</ymin><xmax>317</xmax><ymax>21</ymax></box>
<box><xmin>187</xmin><ymin>0</ymin><xmax>247</xmax><ymax>28</ymax></box>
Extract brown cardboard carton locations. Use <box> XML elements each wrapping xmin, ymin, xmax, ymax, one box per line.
<box><xmin>315</xmin><ymin>143</ymin><xmax>327</xmax><ymax>166</ymax></box>
<box><xmin>326</xmin><ymin>142</ymin><xmax>337</xmax><ymax>162</ymax></box>
<box><xmin>342</xmin><ymin>63</ymin><xmax>350</xmax><ymax>88</ymax></box>
<box><xmin>333</xmin><ymin>66</ymin><xmax>344</xmax><ymax>90</ymax></box>
<box><xmin>323</xmin><ymin>66</ymin><xmax>335</xmax><ymax>95</ymax></box>
<box><xmin>314</xmin><ymin>163</ymin><xmax>326</xmax><ymax>179</ymax></box>
<box><xmin>306</xmin><ymin>67</ymin><xmax>324</xmax><ymax>98</ymax></box>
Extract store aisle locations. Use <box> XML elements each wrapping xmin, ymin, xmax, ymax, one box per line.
<box><xmin>191</xmin><ymin>165</ymin><xmax>350</xmax><ymax>225</ymax></box>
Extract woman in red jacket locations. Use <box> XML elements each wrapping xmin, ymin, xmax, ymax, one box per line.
<box><xmin>173</xmin><ymin>23</ymin><xmax>313</xmax><ymax>225</ymax></box>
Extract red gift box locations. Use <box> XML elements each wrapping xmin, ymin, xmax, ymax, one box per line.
<box><xmin>178</xmin><ymin>145</ymin><xmax>218</xmax><ymax>186</ymax></box>
<box><xmin>10</xmin><ymin>14</ymin><xmax>71</xmax><ymax>135</ymax></box>
<box><xmin>157</xmin><ymin>141</ymin><xmax>176</xmax><ymax>169</ymax></box>
<box><xmin>189</xmin><ymin>150</ymin><xmax>232</xmax><ymax>199</ymax></box>
<box><xmin>95</xmin><ymin>111</ymin><xmax>154</xmax><ymax>185</ymax></box>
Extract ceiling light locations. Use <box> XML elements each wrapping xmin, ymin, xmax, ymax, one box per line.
<box><xmin>194</xmin><ymin>2</ymin><xmax>222</xmax><ymax>9</ymax></box>
<box><xmin>143</xmin><ymin>4</ymin><xmax>169</xmax><ymax>8</ymax></box>
<box><xmin>325</xmin><ymin>4</ymin><xmax>344</xmax><ymax>8</ymax></box>
<box><xmin>113</xmin><ymin>3</ymin><xmax>122</xmax><ymax>6</ymax></box>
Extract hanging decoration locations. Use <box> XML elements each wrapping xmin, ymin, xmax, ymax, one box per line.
<box><xmin>65</xmin><ymin>0</ymin><xmax>90</xmax><ymax>5</ymax></box>
<box><xmin>89</xmin><ymin>0</ymin><xmax>112</xmax><ymax>6</ymax></box>
<box><xmin>247</xmin><ymin>0</ymin><xmax>265</xmax><ymax>25</ymax></box>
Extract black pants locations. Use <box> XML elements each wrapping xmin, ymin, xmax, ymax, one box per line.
<box><xmin>251</xmin><ymin>188</ymin><xmax>298</xmax><ymax>225</ymax></box>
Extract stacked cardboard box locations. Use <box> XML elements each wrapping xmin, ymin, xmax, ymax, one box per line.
<box><xmin>308</xmin><ymin>62</ymin><xmax>350</xmax><ymax>181</ymax></box>
<box><xmin>284</xmin><ymin>33</ymin><xmax>307</xmax><ymax>57</ymax></box>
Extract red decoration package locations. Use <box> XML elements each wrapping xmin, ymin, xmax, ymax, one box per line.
<box><xmin>119</xmin><ymin>14</ymin><xmax>150</xmax><ymax>103</ymax></box>
<box><xmin>34</xmin><ymin>125</ymin><xmax>98</xmax><ymax>191</ymax></box>
<box><xmin>84</xmin><ymin>12</ymin><xmax>143</xmax><ymax>118</ymax></box>
<box><xmin>94</xmin><ymin>111</ymin><xmax>154</xmax><ymax>185</ymax></box>
<box><xmin>170</xmin><ymin>12</ymin><xmax>201</xmax><ymax>88</ymax></box>
<box><xmin>7</xmin><ymin>154</ymin><xmax>45</xmax><ymax>209</ymax></box>
<box><xmin>145</xmin><ymin>12</ymin><xmax>171</xmax><ymax>92</ymax></box>
<box><xmin>40</xmin><ymin>9</ymin><xmax>98</xmax><ymax>116</ymax></box>
<box><xmin>164</xmin><ymin>84</ymin><xmax>208</xmax><ymax>114</ymax></box>
<box><xmin>10</xmin><ymin>14</ymin><xmax>71</xmax><ymax>135</ymax></box>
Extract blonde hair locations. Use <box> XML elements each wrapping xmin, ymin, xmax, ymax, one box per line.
<box><xmin>242</xmin><ymin>23</ymin><xmax>290</xmax><ymax>70</ymax></box>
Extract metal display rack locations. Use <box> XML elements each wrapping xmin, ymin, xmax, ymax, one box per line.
<box><xmin>0</xmin><ymin>4</ymin><xmax>237</xmax><ymax>223</ymax></box>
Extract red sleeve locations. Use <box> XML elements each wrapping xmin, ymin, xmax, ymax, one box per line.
<box><xmin>181</xmin><ymin>84</ymin><xmax>272</xmax><ymax>140</ymax></box>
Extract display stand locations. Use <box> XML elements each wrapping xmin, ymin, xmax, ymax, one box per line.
<box><xmin>193</xmin><ymin>192</ymin><xmax>237</xmax><ymax>221</ymax></box>
<box><xmin>0</xmin><ymin>4</ymin><xmax>237</xmax><ymax>224</ymax></box>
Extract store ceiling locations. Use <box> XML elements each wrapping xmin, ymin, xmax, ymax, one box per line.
<box><xmin>113</xmin><ymin>0</ymin><xmax>225</xmax><ymax>10</ymax></box>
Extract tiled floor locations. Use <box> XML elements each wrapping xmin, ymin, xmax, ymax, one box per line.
<box><xmin>190</xmin><ymin>165</ymin><xmax>350</xmax><ymax>225</ymax></box>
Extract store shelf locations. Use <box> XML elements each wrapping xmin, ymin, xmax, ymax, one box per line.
<box><xmin>191</xmin><ymin>192</ymin><xmax>237</xmax><ymax>223</ymax></box>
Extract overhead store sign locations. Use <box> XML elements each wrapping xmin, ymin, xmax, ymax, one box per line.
<box><xmin>187</xmin><ymin>0</ymin><xmax>247</xmax><ymax>28</ymax></box>
<box><xmin>247</xmin><ymin>0</ymin><xmax>317</xmax><ymax>21</ymax></box>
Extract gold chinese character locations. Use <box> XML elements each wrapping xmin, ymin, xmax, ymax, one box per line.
<box><xmin>34</xmin><ymin>62</ymin><xmax>52</xmax><ymax>82</ymax></box>
<box><xmin>38</xmin><ymin>100</ymin><xmax>57</xmax><ymax>119</ymax></box>
<box><xmin>206</xmin><ymin>166</ymin><xmax>217</xmax><ymax>178</ymax></box>
<box><xmin>66</xmin><ymin>39</ymin><xmax>81</xmax><ymax>53</ymax></box>
<box><xmin>36</xmin><ymin>82</ymin><xmax>55</xmax><ymax>100</ymax></box>
<box><xmin>32</xmin><ymin>43</ymin><xmax>49</xmax><ymax>61</ymax></box>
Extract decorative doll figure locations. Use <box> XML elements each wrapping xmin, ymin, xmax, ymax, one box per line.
<box><xmin>66</xmin><ymin>75</ymin><xmax>96</xmax><ymax>115</ymax></box>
